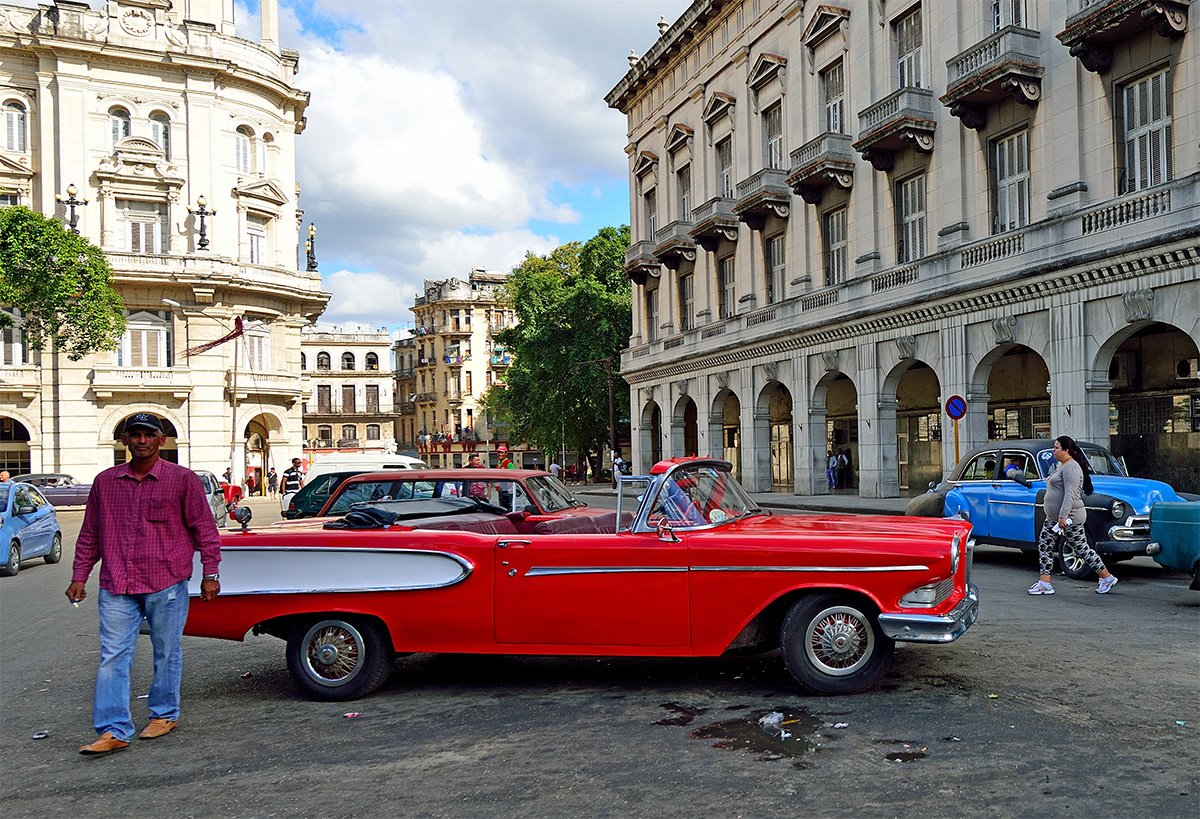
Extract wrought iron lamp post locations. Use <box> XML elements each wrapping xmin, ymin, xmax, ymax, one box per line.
<box><xmin>55</xmin><ymin>184</ymin><xmax>88</xmax><ymax>235</ymax></box>
<box><xmin>305</xmin><ymin>222</ymin><xmax>318</xmax><ymax>271</ymax></box>
<box><xmin>189</xmin><ymin>195</ymin><xmax>215</xmax><ymax>251</ymax></box>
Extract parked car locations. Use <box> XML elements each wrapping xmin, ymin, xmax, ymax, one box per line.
<box><xmin>193</xmin><ymin>470</ymin><xmax>230</xmax><ymax>528</ymax></box>
<box><xmin>906</xmin><ymin>439</ymin><xmax>1192</xmax><ymax>579</ymax></box>
<box><xmin>1</xmin><ymin>482</ymin><xmax>63</xmax><ymax>576</ymax></box>
<box><xmin>10</xmin><ymin>473</ymin><xmax>91</xmax><ymax>507</ymax></box>
<box><xmin>282</xmin><ymin>470</ymin><xmax>372</xmax><ymax>519</ymax></box>
<box><xmin>1147</xmin><ymin>502</ymin><xmax>1200</xmax><ymax>590</ymax></box>
<box><xmin>187</xmin><ymin>457</ymin><xmax>978</xmax><ymax>700</ymax></box>
<box><xmin>219</xmin><ymin>481</ymin><xmax>242</xmax><ymax>510</ymax></box>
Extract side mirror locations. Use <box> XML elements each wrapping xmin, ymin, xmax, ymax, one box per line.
<box><xmin>1010</xmin><ymin>474</ymin><xmax>1031</xmax><ymax>488</ymax></box>
<box><xmin>656</xmin><ymin>517</ymin><xmax>680</xmax><ymax>543</ymax></box>
<box><xmin>927</xmin><ymin>481</ymin><xmax>937</xmax><ymax>491</ymax></box>
<box><xmin>233</xmin><ymin>505</ymin><xmax>253</xmax><ymax>532</ymax></box>
<box><xmin>14</xmin><ymin>504</ymin><xmax>36</xmax><ymax>515</ymax></box>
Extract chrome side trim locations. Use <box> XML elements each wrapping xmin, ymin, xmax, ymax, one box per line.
<box><xmin>690</xmin><ymin>564</ymin><xmax>929</xmax><ymax>573</ymax></box>
<box><xmin>525</xmin><ymin>566</ymin><xmax>687</xmax><ymax>576</ymax></box>
<box><xmin>987</xmin><ymin>500</ymin><xmax>1037</xmax><ymax>507</ymax></box>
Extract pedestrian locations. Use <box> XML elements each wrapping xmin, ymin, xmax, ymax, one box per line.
<box><xmin>65</xmin><ymin>412</ymin><xmax>222</xmax><ymax>755</ymax></box>
<box><xmin>826</xmin><ymin>450</ymin><xmax>837</xmax><ymax>490</ymax></box>
<box><xmin>839</xmin><ymin>448</ymin><xmax>853</xmax><ymax>490</ymax></box>
<box><xmin>1028</xmin><ymin>435</ymin><xmax>1117</xmax><ymax>596</ymax></box>
<box><xmin>221</xmin><ymin>467</ymin><xmax>231</xmax><ymax>484</ymax></box>
<box><xmin>0</xmin><ymin>470</ymin><xmax>9</xmax><ymax>483</ymax></box>
<box><xmin>246</xmin><ymin>471</ymin><xmax>257</xmax><ymax>497</ymax></box>
<box><xmin>463</xmin><ymin>452</ymin><xmax>488</xmax><ymax>501</ymax></box>
<box><xmin>549</xmin><ymin>460</ymin><xmax>562</xmax><ymax>479</ymax></box>
<box><xmin>280</xmin><ymin>457</ymin><xmax>304</xmax><ymax>510</ymax></box>
<box><xmin>266</xmin><ymin>467</ymin><xmax>278</xmax><ymax>498</ymax></box>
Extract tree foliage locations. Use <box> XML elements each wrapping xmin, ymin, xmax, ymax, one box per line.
<box><xmin>483</xmin><ymin>225</ymin><xmax>632</xmax><ymax>460</ymax></box>
<box><xmin>0</xmin><ymin>206</ymin><xmax>125</xmax><ymax>361</ymax></box>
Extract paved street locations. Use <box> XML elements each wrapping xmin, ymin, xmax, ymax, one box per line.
<box><xmin>1</xmin><ymin>499</ymin><xmax>1196</xmax><ymax>818</ymax></box>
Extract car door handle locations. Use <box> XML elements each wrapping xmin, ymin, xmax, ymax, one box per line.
<box><xmin>498</xmin><ymin>540</ymin><xmax>530</xmax><ymax>549</ymax></box>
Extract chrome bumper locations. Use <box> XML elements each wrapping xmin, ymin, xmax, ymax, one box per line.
<box><xmin>878</xmin><ymin>584</ymin><xmax>979</xmax><ymax>644</ymax></box>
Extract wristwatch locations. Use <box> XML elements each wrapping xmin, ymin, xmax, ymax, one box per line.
<box><xmin>203</xmin><ymin>573</ymin><xmax>220</xmax><ymax>581</ymax></box>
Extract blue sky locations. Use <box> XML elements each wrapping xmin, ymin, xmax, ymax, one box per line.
<box><xmin>251</xmin><ymin>0</ymin><xmax>693</xmax><ymax>331</ymax></box>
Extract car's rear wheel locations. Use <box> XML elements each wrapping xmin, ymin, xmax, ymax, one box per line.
<box><xmin>44</xmin><ymin>533</ymin><xmax>62</xmax><ymax>564</ymax></box>
<box><xmin>780</xmin><ymin>593</ymin><xmax>894</xmax><ymax>695</ymax></box>
<box><xmin>286</xmin><ymin>617</ymin><xmax>393</xmax><ymax>701</ymax></box>
<box><xmin>1</xmin><ymin>541</ymin><xmax>20</xmax><ymax>577</ymax></box>
<box><xmin>1058</xmin><ymin>532</ymin><xmax>1100</xmax><ymax>580</ymax></box>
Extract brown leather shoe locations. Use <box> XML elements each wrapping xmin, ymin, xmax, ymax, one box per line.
<box><xmin>139</xmin><ymin>718</ymin><xmax>177</xmax><ymax>739</ymax></box>
<box><xmin>79</xmin><ymin>732</ymin><xmax>130</xmax><ymax>755</ymax></box>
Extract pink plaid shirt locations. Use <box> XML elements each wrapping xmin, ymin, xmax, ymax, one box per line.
<box><xmin>72</xmin><ymin>458</ymin><xmax>222</xmax><ymax>594</ymax></box>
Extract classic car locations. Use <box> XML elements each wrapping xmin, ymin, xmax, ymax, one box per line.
<box><xmin>1</xmin><ymin>482</ymin><xmax>63</xmax><ymax>576</ymax></box>
<box><xmin>1147</xmin><ymin>502</ymin><xmax>1200</xmax><ymax>590</ymax></box>
<box><xmin>193</xmin><ymin>470</ymin><xmax>230</xmax><ymax>528</ymax></box>
<box><xmin>185</xmin><ymin>458</ymin><xmax>978</xmax><ymax>700</ymax></box>
<box><xmin>10</xmin><ymin>473</ymin><xmax>91</xmax><ymax>507</ymax></box>
<box><xmin>906</xmin><ymin>439</ymin><xmax>1193</xmax><ymax>579</ymax></box>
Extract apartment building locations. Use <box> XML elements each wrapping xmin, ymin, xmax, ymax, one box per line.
<box><xmin>300</xmin><ymin>324</ymin><xmax>395</xmax><ymax>455</ymax></box>
<box><xmin>606</xmin><ymin>0</ymin><xmax>1200</xmax><ymax>496</ymax></box>
<box><xmin>0</xmin><ymin>0</ymin><xmax>328</xmax><ymax>480</ymax></box>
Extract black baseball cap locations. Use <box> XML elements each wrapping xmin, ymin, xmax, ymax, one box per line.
<box><xmin>124</xmin><ymin>412</ymin><xmax>164</xmax><ymax>434</ymax></box>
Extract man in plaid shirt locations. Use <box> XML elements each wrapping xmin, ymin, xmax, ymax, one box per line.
<box><xmin>66</xmin><ymin>412</ymin><xmax>222</xmax><ymax>755</ymax></box>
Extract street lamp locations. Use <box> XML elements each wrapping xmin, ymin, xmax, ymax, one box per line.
<box><xmin>305</xmin><ymin>222</ymin><xmax>318</xmax><ymax>271</ymax></box>
<box><xmin>189</xmin><ymin>195</ymin><xmax>215</xmax><ymax>251</ymax></box>
<box><xmin>54</xmin><ymin>184</ymin><xmax>88</xmax><ymax>235</ymax></box>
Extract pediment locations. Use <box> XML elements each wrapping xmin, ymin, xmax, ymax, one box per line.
<box><xmin>0</xmin><ymin>153</ymin><xmax>34</xmax><ymax>179</ymax></box>
<box><xmin>748</xmin><ymin>53</ymin><xmax>788</xmax><ymax>90</ymax></box>
<box><xmin>93</xmin><ymin>138</ymin><xmax>183</xmax><ymax>188</ymax></box>
<box><xmin>633</xmin><ymin>151</ymin><xmax>659</xmax><ymax>178</ymax></box>
<box><xmin>702</xmin><ymin>92</ymin><xmax>736</xmax><ymax>125</ymax></box>
<box><xmin>803</xmin><ymin>5</ymin><xmax>851</xmax><ymax>48</ymax></box>
<box><xmin>233</xmin><ymin>177</ymin><xmax>289</xmax><ymax>207</ymax></box>
<box><xmin>666</xmin><ymin>124</ymin><xmax>694</xmax><ymax>155</ymax></box>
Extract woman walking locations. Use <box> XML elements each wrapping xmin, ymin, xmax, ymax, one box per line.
<box><xmin>1028</xmin><ymin>435</ymin><xmax>1118</xmax><ymax>595</ymax></box>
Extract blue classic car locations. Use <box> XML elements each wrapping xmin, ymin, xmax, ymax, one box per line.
<box><xmin>0</xmin><ymin>482</ymin><xmax>63</xmax><ymax>576</ymax></box>
<box><xmin>906</xmin><ymin>440</ymin><xmax>1193</xmax><ymax>579</ymax></box>
<box><xmin>1147</xmin><ymin>502</ymin><xmax>1200</xmax><ymax>590</ymax></box>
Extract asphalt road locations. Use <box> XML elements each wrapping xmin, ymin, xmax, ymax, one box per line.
<box><xmin>1</xmin><ymin>500</ymin><xmax>1196</xmax><ymax>818</ymax></box>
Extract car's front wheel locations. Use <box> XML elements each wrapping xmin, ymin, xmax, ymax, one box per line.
<box><xmin>286</xmin><ymin>617</ymin><xmax>394</xmax><ymax>700</ymax></box>
<box><xmin>1</xmin><ymin>541</ymin><xmax>20</xmax><ymax>577</ymax></box>
<box><xmin>44</xmin><ymin>533</ymin><xmax>63</xmax><ymax>565</ymax></box>
<box><xmin>780</xmin><ymin>593</ymin><xmax>894</xmax><ymax>695</ymax></box>
<box><xmin>1058</xmin><ymin>532</ymin><xmax>1101</xmax><ymax>580</ymax></box>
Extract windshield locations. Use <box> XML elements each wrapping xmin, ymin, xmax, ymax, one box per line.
<box><xmin>1080</xmin><ymin>447</ymin><xmax>1127</xmax><ymax>476</ymax></box>
<box><xmin>525</xmin><ymin>476</ymin><xmax>581</xmax><ymax>512</ymax></box>
<box><xmin>648</xmin><ymin>463</ymin><xmax>760</xmax><ymax>528</ymax></box>
<box><xmin>0</xmin><ymin>486</ymin><xmax>8</xmax><ymax>507</ymax></box>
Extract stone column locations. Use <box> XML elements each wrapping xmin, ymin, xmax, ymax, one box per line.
<box><xmin>942</xmin><ymin>323</ymin><xmax>979</xmax><ymax>473</ymax></box>
<box><xmin>1049</xmin><ymin>298</ymin><xmax>1090</xmax><ymax>436</ymax></box>
<box><xmin>98</xmin><ymin>183</ymin><xmax>116</xmax><ymax>249</ymax></box>
<box><xmin>855</xmin><ymin>341</ymin><xmax>883</xmax><ymax>498</ymax></box>
<box><xmin>166</xmin><ymin>190</ymin><xmax>184</xmax><ymax>253</ymax></box>
<box><xmin>236</xmin><ymin>203</ymin><xmax>248</xmax><ymax>263</ymax></box>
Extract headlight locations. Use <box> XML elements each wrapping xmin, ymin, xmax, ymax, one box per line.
<box><xmin>950</xmin><ymin>535</ymin><xmax>961</xmax><ymax>575</ymax></box>
<box><xmin>900</xmin><ymin>578</ymin><xmax>953</xmax><ymax>608</ymax></box>
<box><xmin>1110</xmin><ymin>500</ymin><xmax>1126</xmax><ymax>520</ymax></box>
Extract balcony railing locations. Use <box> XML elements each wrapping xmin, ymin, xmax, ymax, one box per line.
<box><xmin>623</xmin><ymin>239</ymin><xmax>661</xmax><ymax>285</ymax></box>
<box><xmin>652</xmin><ymin>220</ymin><xmax>697</xmax><ymax>270</ymax></box>
<box><xmin>942</xmin><ymin>27</ymin><xmax>1043</xmax><ymax>129</ymax></box>
<box><xmin>623</xmin><ymin>174</ymin><xmax>1198</xmax><ymax>373</ymax></box>
<box><xmin>1058</xmin><ymin>0</ymin><xmax>1189</xmax><ymax>74</ymax></box>
<box><xmin>733</xmin><ymin>168</ymin><xmax>792</xmax><ymax>231</ymax></box>
<box><xmin>688</xmin><ymin>196</ymin><xmax>739</xmax><ymax>252</ymax></box>
<box><xmin>0</xmin><ymin>365</ymin><xmax>40</xmax><ymax>399</ymax></box>
<box><xmin>853</xmin><ymin>87</ymin><xmax>936</xmax><ymax>171</ymax></box>
<box><xmin>786</xmin><ymin>132</ymin><xmax>856</xmax><ymax>204</ymax></box>
<box><xmin>91</xmin><ymin>365</ymin><xmax>193</xmax><ymax>400</ymax></box>
<box><xmin>225</xmin><ymin>369</ymin><xmax>303</xmax><ymax>402</ymax></box>
<box><xmin>414</xmin><ymin>391</ymin><xmax>437</xmax><ymax>403</ymax></box>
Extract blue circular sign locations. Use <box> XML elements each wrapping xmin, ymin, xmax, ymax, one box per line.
<box><xmin>945</xmin><ymin>395</ymin><xmax>967</xmax><ymax>420</ymax></box>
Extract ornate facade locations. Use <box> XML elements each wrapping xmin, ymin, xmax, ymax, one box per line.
<box><xmin>300</xmin><ymin>324</ymin><xmax>395</xmax><ymax>456</ymax></box>
<box><xmin>607</xmin><ymin>0</ymin><xmax>1200</xmax><ymax>497</ymax></box>
<box><xmin>0</xmin><ymin>0</ymin><xmax>328</xmax><ymax>481</ymax></box>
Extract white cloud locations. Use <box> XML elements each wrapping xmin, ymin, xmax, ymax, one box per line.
<box><xmin>319</xmin><ymin>269</ymin><xmax>419</xmax><ymax>329</ymax></box>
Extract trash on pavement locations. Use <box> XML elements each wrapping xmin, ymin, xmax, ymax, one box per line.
<box><xmin>343</xmin><ymin>712</ymin><xmax>363</xmax><ymax>719</ymax></box>
<box><xmin>32</xmin><ymin>730</ymin><xmax>50</xmax><ymax>740</ymax></box>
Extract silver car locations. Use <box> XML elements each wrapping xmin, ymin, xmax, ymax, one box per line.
<box><xmin>193</xmin><ymin>470</ymin><xmax>230</xmax><ymax>528</ymax></box>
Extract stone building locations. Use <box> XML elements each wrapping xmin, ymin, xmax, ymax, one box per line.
<box><xmin>299</xmin><ymin>323</ymin><xmax>395</xmax><ymax>456</ymax></box>
<box><xmin>606</xmin><ymin>0</ymin><xmax>1200</xmax><ymax>496</ymax></box>
<box><xmin>0</xmin><ymin>0</ymin><xmax>327</xmax><ymax>481</ymax></box>
<box><xmin>400</xmin><ymin>269</ymin><xmax>517</xmax><ymax>467</ymax></box>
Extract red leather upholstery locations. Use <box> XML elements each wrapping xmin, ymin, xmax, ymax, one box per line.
<box><xmin>404</xmin><ymin>513</ymin><xmax>518</xmax><ymax>535</ymax></box>
<box><xmin>529</xmin><ymin>511</ymin><xmax>632</xmax><ymax>536</ymax></box>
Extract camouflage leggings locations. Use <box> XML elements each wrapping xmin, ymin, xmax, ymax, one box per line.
<box><xmin>1036</xmin><ymin>518</ymin><xmax>1105</xmax><ymax>576</ymax></box>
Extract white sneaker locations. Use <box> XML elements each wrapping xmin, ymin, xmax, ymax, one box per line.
<box><xmin>1027</xmin><ymin>580</ymin><xmax>1055</xmax><ymax>595</ymax></box>
<box><xmin>1096</xmin><ymin>575</ymin><xmax>1118</xmax><ymax>594</ymax></box>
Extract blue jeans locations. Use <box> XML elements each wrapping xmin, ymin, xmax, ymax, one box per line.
<box><xmin>94</xmin><ymin>579</ymin><xmax>190</xmax><ymax>741</ymax></box>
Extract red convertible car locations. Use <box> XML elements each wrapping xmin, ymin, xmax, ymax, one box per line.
<box><xmin>184</xmin><ymin>458</ymin><xmax>978</xmax><ymax>700</ymax></box>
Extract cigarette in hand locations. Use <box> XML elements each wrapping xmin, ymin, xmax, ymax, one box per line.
<box><xmin>71</xmin><ymin>601</ymin><xmax>80</xmax><ymax>608</ymax></box>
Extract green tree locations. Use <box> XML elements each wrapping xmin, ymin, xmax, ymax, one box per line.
<box><xmin>483</xmin><ymin>226</ymin><xmax>632</xmax><ymax>471</ymax></box>
<box><xmin>0</xmin><ymin>206</ymin><xmax>125</xmax><ymax>360</ymax></box>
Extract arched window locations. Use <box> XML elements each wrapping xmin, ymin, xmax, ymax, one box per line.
<box><xmin>341</xmin><ymin>424</ymin><xmax>357</xmax><ymax>442</ymax></box>
<box><xmin>4</xmin><ymin>101</ymin><xmax>28</xmax><ymax>152</ymax></box>
<box><xmin>341</xmin><ymin>352</ymin><xmax>356</xmax><ymax>370</ymax></box>
<box><xmin>365</xmin><ymin>352</ymin><xmax>379</xmax><ymax>371</ymax></box>
<box><xmin>149</xmin><ymin>112</ymin><xmax>171</xmax><ymax>158</ymax></box>
<box><xmin>317</xmin><ymin>424</ymin><xmax>333</xmax><ymax>442</ymax></box>
<box><xmin>300</xmin><ymin>352</ymin><xmax>307</xmax><ymax>370</ymax></box>
<box><xmin>235</xmin><ymin>126</ymin><xmax>253</xmax><ymax>173</ymax></box>
<box><xmin>316</xmin><ymin>352</ymin><xmax>331</xmax><ymax>370</ymax></box>
<box><xmin>109</xmin><ymin>107</ymin><xmax>131</xmax><ymax>148</ymax></box>
<box><xmin>366</xmin><ymin>424</ymin><xmax>381</xmax><ymax>441</ymax></box>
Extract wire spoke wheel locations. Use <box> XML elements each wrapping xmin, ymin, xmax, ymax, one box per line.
<box><xmin>805</xmin><ymin>606</ymin><xmax>874</xmax><ymax>676</ymax></box>
<box><xmin>287</xmin><ymin>616</ymin><xmax>394</xmax><ymax>700</ymax></box>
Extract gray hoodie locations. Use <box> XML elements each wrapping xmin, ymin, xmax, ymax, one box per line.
<box><xmin>1044</xmin><ymin>458</ymin><xmax>1087</xmax><ymax>523</ymax></box>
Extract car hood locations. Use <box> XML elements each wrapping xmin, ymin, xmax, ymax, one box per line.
<box><xmin>718</xmin><ymin>511</ymin><xmax>969</xmax><ymax>544</ymax></box>
<box><xmin>1090</xmin><ymin>476</ymin><xmax>1183</xmax><ymax>510</ymax></box>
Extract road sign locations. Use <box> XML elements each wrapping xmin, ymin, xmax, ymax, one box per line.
<box><xmin>945</xmin><ymin>395</ymin><xmax>967</xmax><ymax>420</ymax></box>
